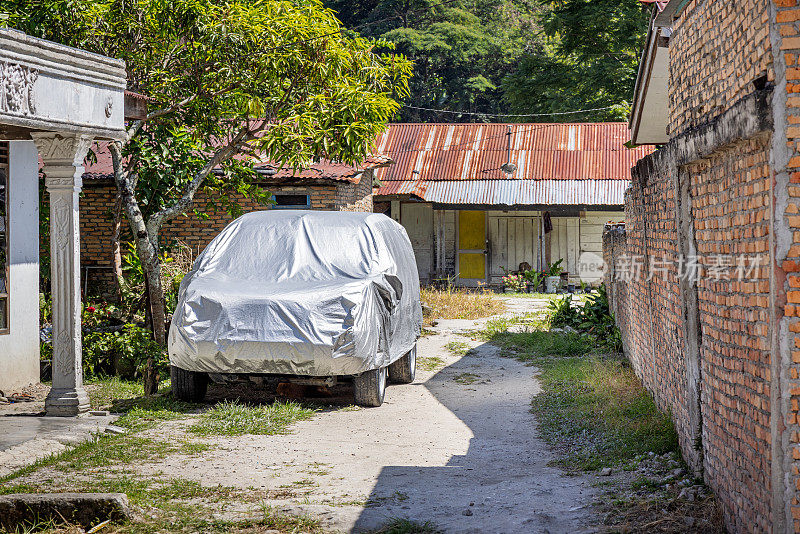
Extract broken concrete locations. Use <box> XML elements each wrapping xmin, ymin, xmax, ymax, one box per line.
<box><xmin>0</xmin><ymin>493</ymin><xmax>130</xmax><ymax>530</ymax></box>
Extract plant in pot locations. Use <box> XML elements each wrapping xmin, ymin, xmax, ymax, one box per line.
<box><xmin>545</xmin><ymin>259</ymin><xmax>564</xmax><ymax>293</ymax></box>
<box><xmin>523</xmin><ymin>270</ymin><xmax>545</xmax><ymax>293</ymax></box>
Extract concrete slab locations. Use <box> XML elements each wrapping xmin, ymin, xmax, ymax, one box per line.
<box><xmin>0</xmin><ymin>413</ymin><xmax>117</xmax><ymax>476</ymax></box>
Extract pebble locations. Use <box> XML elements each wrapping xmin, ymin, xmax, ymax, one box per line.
<box><xmin>462</xmin><ymin>509</ymin><xmax>473</xmax><ymax>516</ymax></box>
<box><xmin>600</xmin><ymin>467</ymin><xmax>612</xmax><ymax>476</ymax></box>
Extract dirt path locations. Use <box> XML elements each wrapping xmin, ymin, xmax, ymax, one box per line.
<box><xmin>140</xmin><ymin>297</ymin><xmax>598</xmax><ymax>533</ymax></box>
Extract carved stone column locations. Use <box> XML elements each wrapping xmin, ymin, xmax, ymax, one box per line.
<box><xmin>32</xmin><ymin>133</ymin><xmax>93</xmax><ymax>416</ymax></box>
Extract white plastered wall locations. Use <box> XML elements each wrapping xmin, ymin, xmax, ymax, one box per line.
<box><xmin>0</xmin><ymin>141</ymin><xmax>40</xmax><ymax>393</ymax></box>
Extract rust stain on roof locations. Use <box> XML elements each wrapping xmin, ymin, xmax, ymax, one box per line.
<box><xmin>373</xmin><ymin>122</ymin><xmax>652</xmax><ymax>183</ymax></box>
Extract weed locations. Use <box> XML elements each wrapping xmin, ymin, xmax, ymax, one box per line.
<box><xmin>417</xmin><ymin>356</ymin><xmax>446</xmax><ymax>371</ymax></box>
<box><xmin>453</xmin><ymin>372</ymin><xmax>481</xmax><ymax>385</ymax></box>
<box><xmin>421</xmin><ymin>287</ymin><xmax>505</xmax><ymax>321</ymax></box>
<box><xmin>530</xmin><ymin>356</ymin><xmax>679</xmax><ymax>471</ymax></box>
<box><xmin>444</xmin><ymin>341</ymin><xmax>471</xmax><ymax>356</ymax></box>
<box><xmin>488</xmin><ymin>329</ymin><xmax>594</xmax><ymax>361</ymax></box>
<box><xmin>371</xmin><ymin>517</ymin><xmax>442</xmax><ymax>534</ymax></box>
<box><xmin>189</xmin><ymin>400</ymin><xmax>316</xmax><ymax>436</ymax></box>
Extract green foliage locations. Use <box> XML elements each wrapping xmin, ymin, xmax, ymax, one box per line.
<box><xmin>576</xmin><ymin>284</ymin><xmax>622</xmax><ymax>351</ymax></box>
<box><xmin>546</xmin><ymin>284</ymin><xmax>622</xmax><ymax>351</ymax></box>
<box><xmin>502</xmin><ymin>0</ymin><xmax>649</xmax><ymax>121</ymax></box>
<box><xmin>546</xmin><ymin>258</ymin><xmax>563</xmax><ymax>277</ymax></box>
<box><xmin>83</xmin><ymin>324</ymin><xmax>166</xmax><ymax>379</ymax></box>
<box><xmin>547</xmin><ymin>294</ymin><xmax>578</xmax><ymax>328</ymax></box>
<box><xmin>188</xmin><ymin>400</ymin><xmax>317</xmax><ymax>436</ymax></box>
<box><xmin>330</xmin><ymin>0</ymin><xmax>540</xmax><ymax>121</ymax></box>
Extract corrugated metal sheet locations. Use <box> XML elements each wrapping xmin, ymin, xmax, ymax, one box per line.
<box><xmin>375</xmin><ymin>179</ymin><xmax>628</xmax><ymax>206</ymax></box>
<box><xmin>373</xmin><ymin>123</ymin><xmax>652</xmax><ymax>182</ymax></box>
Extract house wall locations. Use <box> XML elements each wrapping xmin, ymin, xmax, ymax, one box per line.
<box><xmin>397</xmin><ymin>202</ymin><xmax>622</xmax><ymax>286</ymax></box>
<box><xmin>0</xmin><ymin>141</ymin><xmax>40</xmax><ymax>393</ymax></box>
<box><xmin>73</xmin><ymin>172</ymin><xmax>375</xmax><ymax>299</ymax></box>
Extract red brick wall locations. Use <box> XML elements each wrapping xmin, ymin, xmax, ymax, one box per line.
<box><xmin>668</xmin><ymin>0</ymin><xmax>772</xmax><ymax>136</ymax></box>
<box><xmin>66</xmin><ymin>172</ymin><xmax>374</xmax><ymax>298</ymax></box>
<box><xmin>605</xmin><ymin>136</ymin><xmax>773</xmax><ymax>532</ymax></box>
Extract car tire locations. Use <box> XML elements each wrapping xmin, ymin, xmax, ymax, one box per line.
<box><xmin>170</xmin><ymin>365</ymin><xmax>208</xmax><ymax>402</ymax></box>
<box><xmin>353</xmin><ymin>366</ymin><xmax>387</xmax><ymax>407</ymax></box>
<box><xmin>388</xmin><ymin>344</ymin><xmax>416</xmax><ymax>384</ymax></box>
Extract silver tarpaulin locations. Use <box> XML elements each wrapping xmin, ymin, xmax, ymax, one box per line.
<box><xmin>168</xmin><ymin>210</ymin><xmax>423</xmax><ymax>376</ymax></box>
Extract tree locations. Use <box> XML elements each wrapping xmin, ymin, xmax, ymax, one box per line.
<box><xmin>326</xmin><ymin>0</ymin><xmax>540</xmax><ymax>121</ymax></box>
<box><xmin>7</xmin><ymin>0</ymin><xmax>412</xmax><ymax>393</ymax></box>
<box><xmin>502</xmin><ymin>0</ymin><xmax>649</xmax><ymax>122</ymax></box>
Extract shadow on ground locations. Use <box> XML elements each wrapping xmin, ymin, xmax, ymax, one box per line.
<box><xmin>346</xmin><ymin>339</ymin><xmax>596</xmax><ymax>534</ymax></box>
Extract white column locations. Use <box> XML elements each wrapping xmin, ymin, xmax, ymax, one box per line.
<box><xmin>32</xmin><ymin>133</ymin><xmax>93</xmax><ymax>417</ymax></box>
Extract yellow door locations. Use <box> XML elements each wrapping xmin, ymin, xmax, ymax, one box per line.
<box><xmin>458</xmin><ymin>211</ymin><xmax>486</xmax><ymax>280</ymax></box>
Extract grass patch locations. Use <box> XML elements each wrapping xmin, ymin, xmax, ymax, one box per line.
<box><xmin>488</xmin><ymin>329</ymin><xmax>594</xmax><ymax>360</ymax></box>
<box><xmin>188</xmin><ymin>400</ymin><xmax>316</xmax><ymax>436</ymax></box>
<box><xmin>85</xmin><ymin>377</ymin><xmax>144</xmax><ymax>410</ymax></box>
<box><xmin>370</xmin><ymin>517</ymin><xmax>441</xmax><ymax>533</ymax></box>
<box><xmin>453</xmin><ymin>372</ymin><xmax>480</xmax><ymax>385</ymax></box>
<box><xmin>417</xmin><ymin>356</ymin><xmax>446</xmax><ymax>372</ymax></box>
<box><xmin>421</xmin><ymin>287</ymin><xmax>505</xmax><ymax>320</ymax></box>
<box><xmin>530</xmin><ymin>356</ymin><xmax>679</xmax><ymax>471</ymax></box>
<box><xmin>444</xmin><ymin>341</ymin><xmax>471</xmax><ymax>356</ymax></box>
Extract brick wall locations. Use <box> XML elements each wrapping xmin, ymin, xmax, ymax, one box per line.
<box><xmin>600</xmin><ymin>1</ymin><xmax>793</xmax><ymax>530</ymax></box>
<box><xmin>605</xmin><ymin>133</ymin><xmax>773</xmax><ymax>532</ymax></box>
<box><xmin>67</xmin><ymin>171</ymin><xmax>375</xmax><ymax>298</ymax></box>
<box><xmin>668</xmin><ymin>0</ymin><xmax>772</xmax><ymax>136</ymax></box>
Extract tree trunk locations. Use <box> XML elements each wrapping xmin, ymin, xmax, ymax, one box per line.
<box><xmin>110</xmin><ymin>192</ymin><xmax>126</xmax><ymax>302</ymax></box>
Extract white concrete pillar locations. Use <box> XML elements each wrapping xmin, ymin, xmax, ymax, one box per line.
<box><xmin>32</xmin><ymin>133</ymin><xmax>93</xmax><ymax>416</ymax></box>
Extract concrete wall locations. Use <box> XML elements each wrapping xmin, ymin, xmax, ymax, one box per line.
<box><xmin>0</xmin><ymin>141</ymin><xmax>40</xmax><ymax>393</ymax></box>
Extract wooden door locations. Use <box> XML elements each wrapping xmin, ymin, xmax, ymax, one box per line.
<box><xmin>401</xmin><ymin>203</ymin><xmax>433</xmax><ymax>282</ymax></box>
<box><xmin>457</xmin><ymin>211</ymin><xmax>486</xmax><ymax>283</ymax></box>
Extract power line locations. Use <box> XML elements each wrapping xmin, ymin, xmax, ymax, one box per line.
<box><xmin>402</xmin><ymin>104</ymin><xmax>622</xmax><ymax>118</ymax></box>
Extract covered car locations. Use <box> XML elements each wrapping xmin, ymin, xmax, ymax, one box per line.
<box><xmin>168</xmin><ymin>210</ymin><xmax>423</xmax><ymax>406</ymax></box>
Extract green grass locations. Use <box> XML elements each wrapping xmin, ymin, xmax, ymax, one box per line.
<box><xmin>417</xmin><ymin>356</ymin><xmax>446</xmax><ymax>371</ymax></box>
<box><xmin>479</xmin><ymin>314</ymin><xmax>679</xmax><ymax>473</ymax></box>
<box><xmin>486</xmin><ymin>328</ymin><xmax>594</xmax><ymax>360</ymax></box>
<box><xmin>444</xmin><ymin>341</ymin><xmax>471</xmax><ymax>356</ymax></box>
<box><xmin>188</xmin><ymin>400</ymin><xmax>316</xmax><ymax>436</ymax></box>
<box><xmin>370</xmin><ymin>517</ymin><xmax>442</xmax><ymax>534</ymax></box>
<box><xmin>530</xmin><ymin>356</ymin><xmax>679</xmax><ymax>471</ymax></box>
<box><xmin>85</xmin><ymin>376</ymin><xmax>145</xmax><ymax>410</ymax></box>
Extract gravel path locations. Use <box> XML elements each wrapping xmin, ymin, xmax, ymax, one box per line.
<box><xmin>140</xmin><ymin>297</ymin><xmax>599</xmax><ymax>533</ymax></box>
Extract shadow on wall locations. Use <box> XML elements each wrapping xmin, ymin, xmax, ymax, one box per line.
<box><xmin>351</xmin><ymin>343</ymin><xmax>594</xmax><ymax>534</ymax></box>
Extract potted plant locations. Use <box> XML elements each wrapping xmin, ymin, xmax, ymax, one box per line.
<box><xmin>545</xmin><ymin>259</ymin><xmax>563</xmax><ymax>293</ymax></box>
<box><xmin>523</xmin><ymin>270</ymin><xmax>545</xmax><ymax>293</ymax></box>
<box><xmin>501</xmin><ymin>273</ymin><xmax>526</xmax><ymax>293</ymax></box>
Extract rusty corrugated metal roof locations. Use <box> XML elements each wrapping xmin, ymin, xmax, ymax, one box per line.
<box><xmin>373</xmin><ymin>123</ymin><xmax>651</xmax><ymax>183</ymax></box>
<box><xmin>375</xmin><ymin>179</ymin><xmax>628</xmax><ymax>206</ymax></box>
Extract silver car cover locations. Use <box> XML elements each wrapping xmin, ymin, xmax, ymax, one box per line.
<box><xmin>168</xmin><ymin>210</ymin><xmax>423</xmax><ymax>376</ymax></box>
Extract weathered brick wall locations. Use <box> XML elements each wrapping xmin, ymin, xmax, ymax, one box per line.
<box><xmin>668</xmin><ymin>0</ymin><xmax>772</xmax><ymax>136</ymax></box>
<box><xmin>605</xmin><ymin>135</ymin><xmax>773</xmax><ymax>532</ymax></box>
<box><xmin>66</xmin><ymin>172</ymin><xmax>375</xmax><ymax>298</ymax></box>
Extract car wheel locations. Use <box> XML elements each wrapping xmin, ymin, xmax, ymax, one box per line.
<box><xmin>353</xmin><ymin>366</ymin><xmax>387</xmax><ymax>407</ymax></box>
<box><xmin>170</xmin><ymin>365</ymin><xmax>209</xmax><ymax>402</ymax></box>
<box><xmin>388</xmin><ymin>344</ymin><xmax>416</xmax><ymax>384</ymax></box>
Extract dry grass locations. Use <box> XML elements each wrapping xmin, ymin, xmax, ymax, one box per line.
<box><xmin>602</xmin><ymin>492</ymin><xmax>725</xmax><ymax>533</ymax></box>
<box><xmin>421</xmin><ymin>287</ymin><xmax>505</xmax><ymax>321</ymax></box>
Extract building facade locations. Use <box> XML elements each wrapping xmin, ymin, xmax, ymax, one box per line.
<box><xmin>374</xmin><ymin>123</ymin><xmax>650</xmax><ymax>286</ymax></box>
